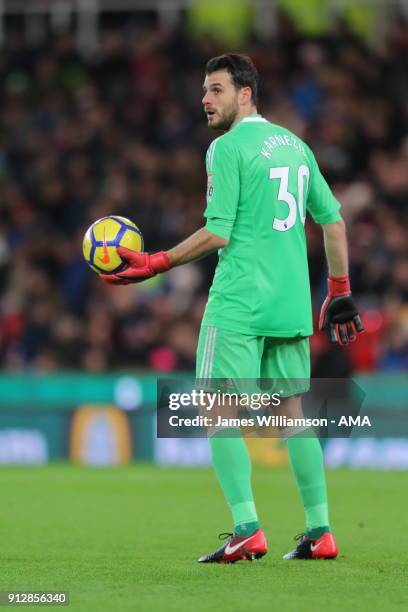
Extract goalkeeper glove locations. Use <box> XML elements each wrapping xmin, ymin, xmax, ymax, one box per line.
<box><xmin>100</xmin><ymin>248</ymin><xmax>171</xmax><ymax>285</ymax></box>
<box><xmin>319</xmin><ymin>275</ymin><xmax>364</xmax><ymax>346</ymax></box>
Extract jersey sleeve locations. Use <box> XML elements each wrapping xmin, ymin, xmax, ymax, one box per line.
<box><xmin>203</xmin><ymin>136</ymin><xmax>240</xmax><ymax>240</ymax></box>
<box><xmin>306</xmin><ymin>152</ymin><xmax>342</xmax><ymax>224</ymax></box>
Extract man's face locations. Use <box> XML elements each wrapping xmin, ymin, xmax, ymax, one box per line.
<box><xmin>202</xmin><ymin>70</ymin><xmax>240</xmax><ymax>131</ymax></box>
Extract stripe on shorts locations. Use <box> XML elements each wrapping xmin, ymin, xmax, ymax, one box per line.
<box><xmin>199</xmin><ymin>327</ymin><xmax>212</xmax><ymax>379</ymax></box>
<box><xmin>200</xmin><ymin>326</ymin><xmax>217</xmax><ymax>379</ymax></box>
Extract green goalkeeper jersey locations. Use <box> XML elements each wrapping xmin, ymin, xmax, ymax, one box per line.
<box><xmin>202</xmin><ymin>114</ymin><xmax>342</xmax><ymax>337</ymax></box>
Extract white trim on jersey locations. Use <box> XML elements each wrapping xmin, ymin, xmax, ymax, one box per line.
<box><xmin>207</xmin><ymin>138</ymin><xmax>220</xmax><ymax>173</ymax></box>
<box><xmin>241</xmin><ymin>117</ymin><xmax>268</xmax><ymax>123</ymax></box>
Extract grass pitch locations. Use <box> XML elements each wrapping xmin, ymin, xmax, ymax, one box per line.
<box><xmin>0</xmin><ymin>465</ymin><xmax>407</xmax><ymax>611</ymax></box>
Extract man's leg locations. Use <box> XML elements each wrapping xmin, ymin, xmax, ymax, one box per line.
<box><xmin>199</xmin><ymin>422</ymin><xmax>267</xmax><ymax>562</ymax></box>
<box><xmin>287</xmin><ymin>432</ymin><xmax>330</xmax><ymax>537</ymax></box>
<box><xmin>209</xmin><ymin>426</ymin><xmax>259</xmax><ymax>536</ymax></box>
<box><xmin>196</xmin><ymin>326</ymin><xmax>267</xmax><ymax>562</ymax></box>
<box><xmin>262</xmin><ymin>337</ymin><xmax>338</xmax><ymax>558</ymax></box>
<box><xmin>282</xmin><ymin>417</ymin><xmax>338</xmax><ymax>558</ymax></box>
<box><xmin>279</xmin><ymin>396</ymin><xmax>330</xmax><ymax>538</ymax></box>
<box><xmin>196</xmin><ymin>326</ymin><xmax>261</xmax><ymax>535</ymax></box>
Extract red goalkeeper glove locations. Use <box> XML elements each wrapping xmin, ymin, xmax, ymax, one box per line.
<box><xmin>319</xmin><ymin>275</ymin><xmax>364</xmax><ymax>346</ymax></box>
<box><xmin>100</xmin><ymin>248</ymin><xmax>171</xmax><ymax>285</ymax></box>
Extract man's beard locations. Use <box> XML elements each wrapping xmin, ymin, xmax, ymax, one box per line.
<box><xmin>210</xmin><ymin>101</ymin><xmax>239</xmax><ymax>131</ymax></box>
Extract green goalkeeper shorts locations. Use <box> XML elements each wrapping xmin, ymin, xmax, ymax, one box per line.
<box><xmin>196</xmin><ymin>326</ymin><xmax>310</xmax><ymax>396</ymax></box>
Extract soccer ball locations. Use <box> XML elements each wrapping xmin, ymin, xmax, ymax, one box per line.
<box><xmin>82</xmin><ymin>216</ymin><xmax>144</xmax><ymax>273</ymax></box>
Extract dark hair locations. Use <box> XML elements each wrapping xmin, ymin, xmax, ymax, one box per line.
<box><xmin>206</xmin><ymin>53</ymin><xmax>259</xmax><ymax>106</ymax></box>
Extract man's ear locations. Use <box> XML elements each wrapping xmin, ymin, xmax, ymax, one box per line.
<box><xmin>239</xmin><ymin>86</ymin><xmax>252</xmax><ymax>106</ymax></box>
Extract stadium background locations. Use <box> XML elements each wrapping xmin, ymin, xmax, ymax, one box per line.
<box><xmin>0</xmin><ymin>3</ymin><xmax>407</xmax><ymax>610</ymax></box>
<box><xmin>0</xmin><ymin>0</ymin><xmax>407</xmax><ymax>467</ymax></box>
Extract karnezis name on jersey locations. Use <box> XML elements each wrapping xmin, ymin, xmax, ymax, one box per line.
<box><xmin>260</xmin><ymin>134</ymin><xmax>307</xmax><ymax>160</ymax></box>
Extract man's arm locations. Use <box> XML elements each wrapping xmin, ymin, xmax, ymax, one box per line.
<box><xmin>322</xmin><ymin>219</ymin><xmax>348</xmax><ymax>276</ymax></box>
<box><xmin>319</xmin><ymin>218</ymin><xmax>364</xmax><ymax>345</ymax></box>
<box><xmin>99</xmin><ymin>228</ymin><xmax>228</xmax><ymax>285</ymax></box>
<box><xmin>305</xmin><ymin>148</ymin><xmax>364</xmax><ymax>346</ymax></box>
<box><xmin>166</xmin><ymin>228</ymin><xmax>228</xmax><ymax>267</ymax></box>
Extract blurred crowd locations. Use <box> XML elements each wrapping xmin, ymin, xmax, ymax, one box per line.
<box><xmin>0</xmin><ymin>13</ymin><xmax>407</xmax><ymax>374</ymax></box>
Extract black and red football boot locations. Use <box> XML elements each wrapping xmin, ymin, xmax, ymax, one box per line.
<box><xmin>198</xmin><ymin>529</ymin><xmax>267</xmax><ymax>564</ymax></box>
<box><xmin>283</xmin><ymin>531</ymin><xmax>339</xmax><ymax>560</ymax></box>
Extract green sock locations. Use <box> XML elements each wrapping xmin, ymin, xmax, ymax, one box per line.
<box><xmin>210</xmin><ymin>428</ymin><xmax>259</xmax><ymax>536</ymax></box>
<box><xmin>286</xmin><ymin>429</ymin><xmax>331</xmax><ymax>536</ymax></box>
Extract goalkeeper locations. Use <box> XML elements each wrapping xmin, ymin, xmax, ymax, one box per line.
<box><xmin>101</xmin><ymin>53</ymin><xmax>364</xmax><ymax>563</ymax></box>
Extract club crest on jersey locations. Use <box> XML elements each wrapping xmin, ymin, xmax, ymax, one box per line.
<box><xmin>207</xmin><ymin>174</ymin><xmax>214</xmax><ymax>199</ymax></box>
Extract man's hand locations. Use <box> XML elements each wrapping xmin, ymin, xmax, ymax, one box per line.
<box><xmin>319</xmin><ymin>275</ymin><xmax>364</xmax><ymax>346</ymax></box>
<box><xmin>100</xmin><ymin>248</ymin><xmax>171</xmax><ymax>285</ymax></box>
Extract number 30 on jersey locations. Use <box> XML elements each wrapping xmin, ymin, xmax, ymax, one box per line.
<box><xmin>269</xmin><ymin>165</ymin><xmax>310</xmax><ymax>232</ymax></box>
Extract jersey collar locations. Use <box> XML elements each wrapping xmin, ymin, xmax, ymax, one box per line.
<box><xmin>233</xmin><ymin>114</ymin><xmax>268</xmax><ymax>129</ymax></box>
